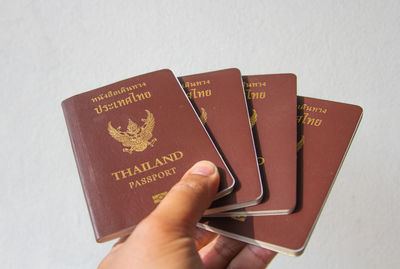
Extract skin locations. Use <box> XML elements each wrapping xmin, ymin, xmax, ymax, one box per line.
<box><xmin>99</xmin><ymin>161</ymin><xmax>276</xmax><ymax>269</ymax></box>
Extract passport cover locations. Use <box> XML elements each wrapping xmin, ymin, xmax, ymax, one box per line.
<box><xmin>210</xmin><ymin>73</ymin><xmax>298</xmax><ymax>216</ymax></box>
<box><xmin>62</xmin><ymin>69</ymin><xmax>235</xmax><ymax>242</ymax></box>
<box><xmin>179</xmin><ymin>68</ymin><xmax>263</xmax><ymax>214</ymax></box>
<box><xmin>199</xmin><ymin>96</ymin><xmax>363</xmax><ymax>256</ymax></box>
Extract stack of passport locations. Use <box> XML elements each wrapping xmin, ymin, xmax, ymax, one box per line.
<box><xmin>62</xmin><ymin>68</ymin><xmax>362</xmax><ymax>256</ymax></box>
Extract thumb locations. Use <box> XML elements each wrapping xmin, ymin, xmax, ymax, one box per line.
<box><xmin>145</xmin><ymin>160</ymin><xmax>220</xmax><ymax>235</ymax></box>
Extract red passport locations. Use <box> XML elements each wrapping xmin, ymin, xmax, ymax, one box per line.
<box><xmin>211</xmin><ymin>73</ymin><xmax>298</xmax><ymax>216</ymax></box>
<box><xmin>179</xmin><ymin>69</ymin><xmax>263</xmax><ymax>214</ymax></box>
<box><xmin>199</xmin><ymin>96</ymin><xmax>363</xmax><ymax>256</ymax></box>
<box><xmin>62</xmin><ymin>69</ymin><xmax>235</xmax><ymax>242</ymax></box>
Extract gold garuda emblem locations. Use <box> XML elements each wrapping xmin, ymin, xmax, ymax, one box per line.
<box><xmin>231</xmin><ymin>216</ymin><xmax>247</xmax><ymax>222</ymax></box>
<box><xmin>108</xmin><ymin>109</ymin><xmax>157</xmax><ymax>154</ymax></box>
<box><xmin>297</xmin><ymin>135</ymin><xmax>304</xmax><ymax>152</ymax></box>
<box><xmin>152</xmin><ymin>191</ymin><xmax>168</xmax><ymax>204</ymax></box>
<box><xmin>250</xmin><ymin>109</ymin><xmax>257</xmax><ymax>127</ymax></box>
<box><xmin>200</xmin><ymin>107</ymin><xmax>207</xmax><ymax>124</ymax></box>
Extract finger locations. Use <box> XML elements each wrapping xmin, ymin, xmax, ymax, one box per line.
<box><xmin>199</xmin><ymin>235</ymin><xmax>246</xmax><ymax>269</ymax></box>
<box><xmin>146</xmin><ymin>161</ymin><xmax>220</xmax><ymax>235</ymax></box>
<box><xmin>227</xmin><ymin>244</ymin><xmax>277</xmax><ymax>269</ymax></box>
<box><xmin>104</xmin><ymin>235</ymin><xmax>130</xmax><ymax>257</ymax></box>
<box><xmin>193</xmin><ymin>228</ymin><xmax>218</xmax><ymax>250</ymax></box>
<box><xmin>112</xmin><ymin>235</ymin><xmax>129</xmax><ymax>248</ymax></box>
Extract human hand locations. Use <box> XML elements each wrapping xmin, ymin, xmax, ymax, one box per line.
<box><xmin>98</xmin><ymin>160</ymin><xmax>276</xmax><ymax>269</ymax></box>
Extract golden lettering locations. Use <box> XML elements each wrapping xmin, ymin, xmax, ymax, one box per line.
<box><xmin>94</xmin><ymin>105</ymin><xmax>102</xmax><ymax>114</ymax></box>
<box><xmin>244</xmin><ymin>81</ymin><xmax>267</xmax><ymax>88</ymax></box>
<box><xmin>93</xmin><ymin>91</ymin><xmax>152</xmax><ymax>114</ymax></box>
<box><xmin>128</xmin><ymin>166</ymin><xmax>178</xmax><ymax>189</ymax></box>
<box><xmin>120</xmin><ymin>168</ymin><xmax>133</xmax><ymax>179</ymax></box>
<box><xmin>154</xmin><ymin>158</ymin><xmax>164</xmax><ymax>167</ymax></box>
<box><xmin>117</xmin><ymin>99</ymin><xmax>126</xmax><ymax>107</ymax></box>
<box><xmin>297</xmin><ymin>103</ymin><xmax>328</xmax><ymax>114</ymax></box>
<box><xmin>112</xmin><ymin>151</ymin><xmax>184</xmax><ymax>181</ymax></box>
<box><xmin>140</xmin><ymin>161</ymin><xmax>152</xmax><ymax>172</ymax></box>
<box><xmin>314</xmin><ymin>119</ymin><xmax>322</xmax><ymax>126</ymax></box>
<box><xmin>132</xmin><ymin>165</ymin><xmax>142</xmax><ymax>174</ymax></box>
<box><xmin>130</xmin><ymin>92</ymin><xmax>138</xmax><ymax>102</ymax></box>
<box><xmin>246</xmin><ymin>89</ymin><xmax>266</xmax><ymax>100</ymax></box>
<box><xmin>182</xmin><ymin>80</ymin><xmax>211</xmax><ymax>88</ymax></box>
<box><xmin>186</xmin><ymin>88</ymin><xmax>212</xmax><ymax>99</ymax></box>
<box><xmin>171</xmin><ymin>151</ymin><xmax>183</xmax><ymax>160</ymax></box>
<box><xmin>146</xmin><ymin>175</ymin><xmax>153</xmax><ymax>183</ymax></box>
<box><xmin>107</xmin><ymin>103</ymin><xmax>115</xmax><ymax>110</ymax></box>
<box><xmin>162</xmin><ymin>155</ymin><xmax>174</xmax><ymax>163</ymax></box>
<box><xmin>111</xmin><ymin>172</ymin><xmax>121</xmax><ymax>180</ymax></box>
<box><xmin>91</xmin><ymin>82</ymin><xmax>147</xmax><ymax>103</ymax></box>
<box><xmin>112</xmin><ymin>167</ymin><xmax>135</xmax><ymax>180</ymax></box>
<box><xmin>125</xmin><ymin>96</ymin><xmax>132</xmax><ymax>105</ymax></box>
<box><xmin>306</xmin><ymin>117</ymin><xmax>315</xmax><ymax>125</ymax></box>
<box><xmin>297</xmin><ymin>113</ymin><xmax>323</xmax><ymax>127</ymax></box>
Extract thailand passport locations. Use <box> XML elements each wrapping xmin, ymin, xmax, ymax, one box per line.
<box><xmin>210</xmin><ymin>73</ymin><xmax>298</xmax><ymax>216</ymax></box>
<box><xmin>62</xmin><ymin>69</ymin><xmax>235</xmax><ymax>242</ymax></box>
<box><xmin>179</xmin><ymin>68</ymin><xmax>263</xmax><ymax>214</ymax></box>
<box><xmin>199</xmin><ymin>96</ymin><xmax>363</xmax><ymax>256</ymax></box>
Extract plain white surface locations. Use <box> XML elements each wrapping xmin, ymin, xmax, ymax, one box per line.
<box><xmin>1</xmin><ymin>0</ymin><xmax>399</xmax><ymax>268</ymax></box>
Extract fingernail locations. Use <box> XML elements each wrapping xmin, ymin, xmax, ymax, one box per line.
<box><xmin>190</xmin><ymin>161</ymin><xmax>216</xmax><ymax>177</ymax></box>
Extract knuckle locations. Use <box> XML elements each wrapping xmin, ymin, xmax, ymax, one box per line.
<box><xmin>213</xmin><ymin>236</ymin><xmax>244</xmax><ymax>261</ymax></box>
<box><xmin>173</xmin><ymin>178</ymin><xmax>207</xmax><ymax>197</ymax></box>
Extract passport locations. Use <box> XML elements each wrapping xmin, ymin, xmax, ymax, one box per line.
<box><xmin>199</xmin><ymin>96</ymin><xmax>363</xmax><ymax>256</ymax></box>
<box><xmin>62</xmin><ymin>69</ymin><xmax>235</xmax><ymax>242</ymax></box>
<box><xmin>179</xmin><ymin>68</ymin><xmax>263</xmax><ymax>214</ymax></box>
<box><xmin>210</xmin><ymin>73</ymin><xmax>298</xmax><ymax>216</ymax></box>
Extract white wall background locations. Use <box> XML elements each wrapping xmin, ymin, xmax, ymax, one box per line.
<box><xmin>1</xmin><ymin>0</ymin><xmax>399</xmax><ymax>268</ymax></box>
